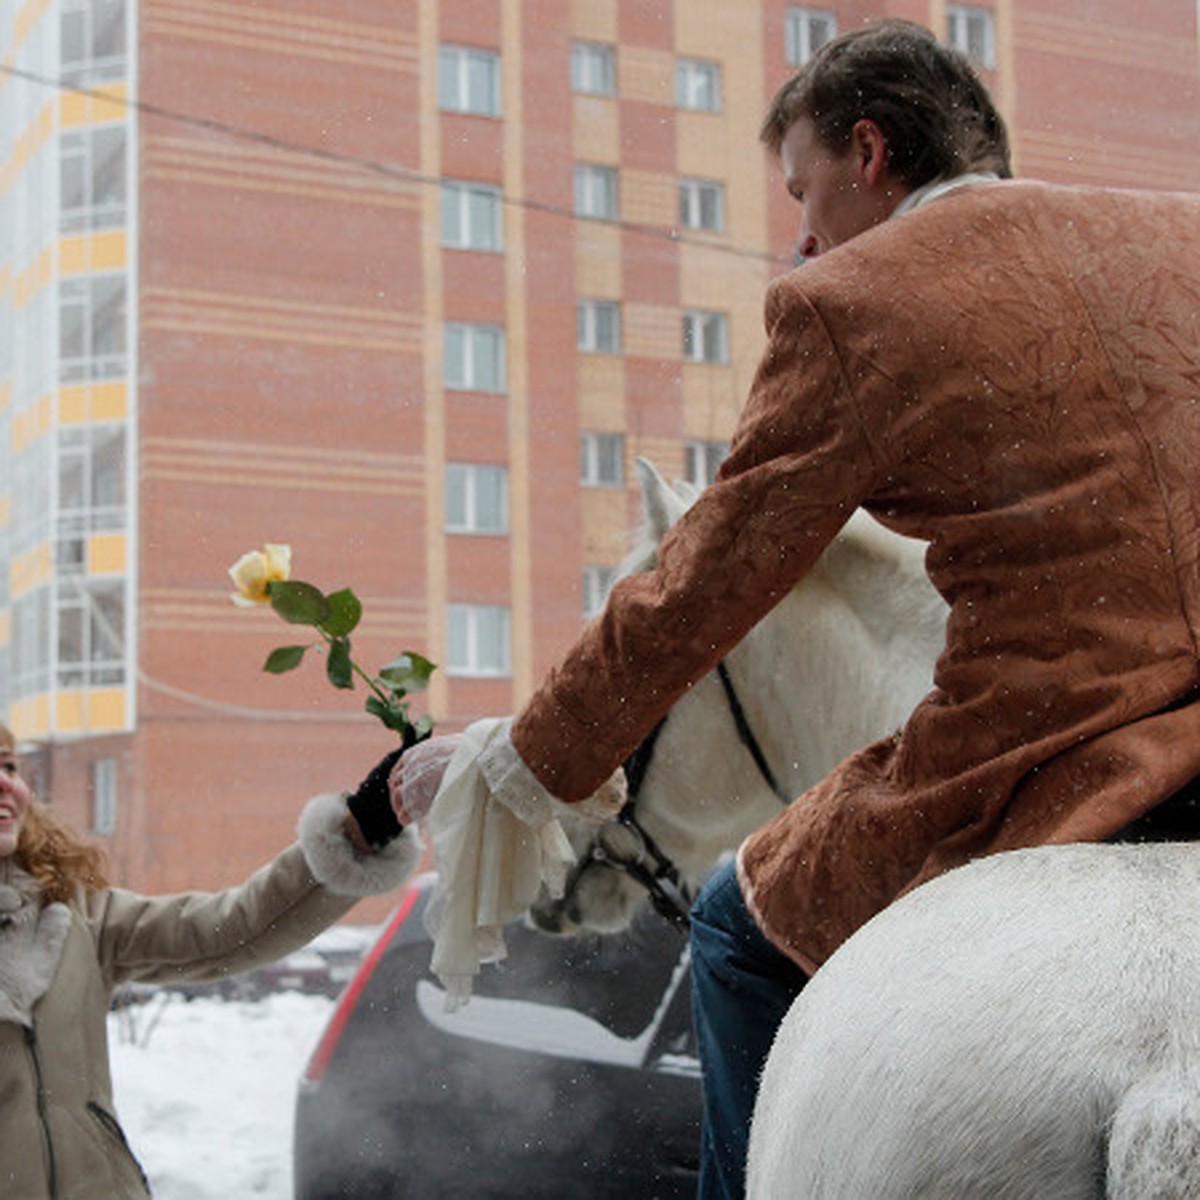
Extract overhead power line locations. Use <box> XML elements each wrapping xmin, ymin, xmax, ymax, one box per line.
<box><xmin>1</xmin><ymin>61</ymin><xmax>791</xmax><ymax>268</ymax></box>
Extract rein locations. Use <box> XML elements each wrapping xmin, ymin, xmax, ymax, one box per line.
<box><xmin>574</xmin><ymin>656</ymin><xmax>791</xmax><ymax>932</ymax></box>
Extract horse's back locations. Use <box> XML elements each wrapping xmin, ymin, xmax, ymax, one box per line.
<box><xmin>747</xmin><ymin>843</ymin><xmax>1200</xmax><ymax>1199</ymax></box>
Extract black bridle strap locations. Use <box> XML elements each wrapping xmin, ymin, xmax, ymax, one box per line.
<box><xmin>716</xmin><ymin>661</ymin><xmax>791</xmax><ymax>806</ymax></box>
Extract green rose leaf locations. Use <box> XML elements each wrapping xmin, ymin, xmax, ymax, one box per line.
<box><xmin>268</xmin><ymin>581</ymin><xmax>330</xmax><ymax>627</ymax></box>
<box><xmin>322</xmin><ymin>588</ymin><xmax>362</xmax><ymax>638</ymax></box>
<box><xmin>365</xmin><ymin>694</ymin><xmax>413</xmax><ymax>735</ymax></box>
<box><xmin>263</xmin><ymin>645</ymin><xmax>308</xmax><ymax>674</ymax></box>
<box><xmin>378</xmin><ymin>652</ymin><xmax>437</xmax><ymax>695</ymax></box>
<box><xmin>326</xmin><ymin>637</ymin><xmax>354</xmax><ymax>690</ymax></box>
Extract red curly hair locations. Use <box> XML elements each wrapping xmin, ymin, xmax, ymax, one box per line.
<box><xmin>3</xmin><ymin>724</ymin><xmax>109</xmax><ymax>903</ymax></box>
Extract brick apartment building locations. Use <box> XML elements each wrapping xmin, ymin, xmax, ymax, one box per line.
<box><xmin>1</xmin><ymin>0</ymin><xmax>1198</xmax><ymax>913</ymax></box>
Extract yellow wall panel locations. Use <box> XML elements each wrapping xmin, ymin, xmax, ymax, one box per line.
<box><xmin>622</xmin><ymin>168</ymin><xmax>675</xmax><ymax>227</ymax></box>
<box><xmin>577</xmin><ymin>356</ymin><xmax>624</xmax><ymax>426</ymax></box>
<box><xmin>87</xmin><ymin>533</ymin><xmax>127</xmax><ymax>575</ymax></box>
<box><xmin>59</xmin><ymin>381</ymin><xmax>129</xmax><ymax>424</ymax></box>
<box><xmin>59</xmin><ymin>82</ymin><xmax>128</xmax><ymax>127</ymax></box>
<box><xmin>60</xmin><ymin>230</ymin><xmax>128</xmax><ymax>275</ymax></box>
<box><xmin>0</xmin><ymin>610</ymin><xmax>9</xmax><ymax>645</ymax></box>
<box><xmin>574</xmin><ymin>222</ymin><xmax>622</xmax><ymax>295</ymax></box>
<box><xmin>56</xmin><ymin>692</ymin><xmax>85</xmax><ymax>733</ymax></box>
<box><xmin>88</xmin><ymin>689</ymin><xmax>127</xmax><ymax>731</ymax></box>
<box><xmin>572</xmin><ymin>95</ymin><xmax>620</xmax><ymax>160</ymax></box>
<box><xmin>10</xmin><ymin>695</ymin><xmax>50</xmax><ymax>741</ymax></box>
<box><xmin>571</xmin><ymin>0</ymin><xmax>616</xmax><ymax>40</ymax></box>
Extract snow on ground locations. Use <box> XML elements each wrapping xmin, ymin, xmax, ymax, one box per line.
<box><xmin>107</xmin><ymin>926</ymin><xmax>378</xmax><ymax>1200</ymax></box>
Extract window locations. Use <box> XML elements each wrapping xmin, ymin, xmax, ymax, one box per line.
<box><xmin>574</xmin><ymin>164</ymin><xmax>618</xmax><ymax>220</ymax></box>
<box><xmin>582</xmin><ymin>565</ymin><xmax>617</xmax><ymax>620</ymax></box>
<box><xmin>676</xmin><ymin>59</ymin><xmax>722</xmax><ymax>112</ymax></box>
<box><xmin>445</xmin><ymin>463</ymin><xmax>508</xmax><ymax>533</ymax></box>
<box><xmin>580</xmin><ymin>431</ymin><xmax>625</xmax><ymax>487</ymax></box>
<box><xmin>947</xmin><ymin>6</ymin><xmax>995</xmax><ymax>68</ymax></box>
<box><xmin>577</xmin><ymin>299</ymin><xmax>622</xmax><ymax>354</ymax></box>
<box><xmin>91</xmin><ymin>758</ymin><xmax>117</xmax><ymax>835</ymax></box>
<box><xmin>60</xmin><ymin>125</ymin><xmax>126</xmax><ymax>232</ymax></box>
<box><xmin>438</xmin><ymin>44</ymin><xmax>501</xmax><ymax>116</ymax></box>
<box><xmin>447</xmin><ymin>604</ymin><xmax>511</xmax><ymax>676</ymax></box>
<box><xmin>61</xmin><ymin>0</ymin><xmax>126</xmax><ymax>82</ymax></box>
<box><xmin>444</xmin><ymin>322</ymin><xmax>506</xmax><ymax>392</ymax></box>
<box><xmin>57</xmin><ymin>576</ymin><xmax>125</xmax><ymax>688</ymax></box>
<box><xmin>785</xmin><ymin>7</ymin><xmax>837</xmax><ymax>65</ymax></box>
<box><xmin>682</xmin><ymin>310</ymin><xmax>729</xmax><ymax>364</ymax></box>
<box><xmin>679</xmin><ymin>178</ymin><xmax>725</xmax><ymax>232</ymax></box>
<box><xmin>571</xmin><ymin>41</ymin><xmax>615</xmax><ymax>95</ymax></box>
<box><xmin>684</xmin><ymin>439</ymin><xmax>729</xmax><ymax>488</ymax></box>
<box><xmin>441</xmin><ymin>181</ymin><xmax>503</xmax><ymax>251</ymax></box>
<box><xmin>59</xmin><ymin>274</ymin><xmax>126</xmax><ymax>382</ymax></box>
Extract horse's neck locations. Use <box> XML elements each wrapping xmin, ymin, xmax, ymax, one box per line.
<box><xmin>736</xmin><ymin>517</ymin><xmax>945</xmax><ymax>792</ymax></box>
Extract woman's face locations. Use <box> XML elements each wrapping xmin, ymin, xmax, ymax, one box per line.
<box><xmin>0</xmin><ymin>746</ymin><xmax>32</xmax><ymax>859</ymax></box>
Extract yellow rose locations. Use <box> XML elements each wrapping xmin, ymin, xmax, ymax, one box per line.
<box><xmin>228</xmin><ymin>543</ymin><xmax>292</xmax><ymax>607</ymax></box>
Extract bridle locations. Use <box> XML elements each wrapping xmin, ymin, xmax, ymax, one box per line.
<box><xmin>564</xmin><ymin>658</ymin><xmax>791</xmax><ymax>932</ymax></box>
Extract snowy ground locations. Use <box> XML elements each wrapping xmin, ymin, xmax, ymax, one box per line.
<box><xmin>107</xmin><ymin>926</ymin><xmax>377</xmax><ymax>1200</ymax></box>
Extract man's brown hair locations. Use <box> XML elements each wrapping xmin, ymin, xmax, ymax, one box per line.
<box><xmin>761</xmin><ymin>19</ymin><xmax>1011</xmax><ymax>184</ymax></box>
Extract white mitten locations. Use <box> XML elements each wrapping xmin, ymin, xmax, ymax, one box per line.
<box><xmin>389</xmin><ymin>734</ymin><xmax>464</xmax><ymax>826</ymax></box>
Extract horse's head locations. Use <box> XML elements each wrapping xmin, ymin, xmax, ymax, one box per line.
<box><xmin>527</xmin><ymin>809</ymin><xmax>653</xmax><ymax>935</ymax></box>
<box><xmin>527</xmin><ymin>459</ymin><xmax>699</xmax><ymax>938</ymax></box>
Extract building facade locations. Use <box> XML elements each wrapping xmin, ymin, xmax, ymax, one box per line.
<box><xmin>1</xmin><ymin>0</ymin><xmax>1198</xmax><ymax>904</ymax></box>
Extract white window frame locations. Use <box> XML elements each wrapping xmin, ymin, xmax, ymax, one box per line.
<box><xmin>438</xmin><ymin>44</ymin><xmax>502</xmax><ymax>116</ymax></box>
<box><xmin>91</xmin><ymin>758</ymin><xmax>117</xmax><ymax>835</ymax></box>
<box><xmin>447</xmin><ymin>604</ymin><xmax>511</xmax><ymax>677</ymax></box>
<box><xmin>679</xmin><ymin>178</ymin><xmax>725</xmax><ymax>233</ymax></box>
<box><xmin>580</xmin><ymin>431</ymin><xmax>625</xmax><ymax>488</ymax></box>
<box><xmin>684</xmin><ymin>439</ymin><xmax>729</xmax><ymax>488</ymax></box>
<box><xmin>947</xmin><ymin>6</ymin><xmax>996</xmax><ymax>69</ymax></box>
<box><xmin>443</xmin><ymin>322</ymin><xmax>506</xmax><ymax>393</ymax></box>
<box><xmin>445</xmin><ymin>462</ymin><xmax>508</xmax><ymax>534</ymax></box>
<box><xmin>577</xmin><ymin>299</ymin><xmax>622</xmax><ymax>354</ymax></box>
<box><xmin>60</xmin><ymin>124</ymin><xmax>126</xmax><ymax>233</ymax></box>
<box><xmin>59</xmin><ymin>273</ymin><xmax>127</xmax><ymax>383</ymax></box>
<box><xmin>682</xmin><ymin>310</ymin><xmax>729</xmax><ymax>365</ymax></box>
<box><xmin>582</xmin><ymin>565</ymin><xmax>618</xmax><ymax>620</ymax></box>
<box><xmin>61</xmin><ymin>0</ymin><xmax>127</xmax><ymax>82</ymax></box>
<box><xmin>676</xmin><ymin>58</ymin><xmax>722</xmax><ymax>112</ymax></box>
<box><xmin>441</xmin><ymin>180</ymin><xmax>503</xmax><ymax>251</ymax></box>
<box><xmin>785</xmin><ymin>7</ymin><xmax>837</xmax><ymax>66</ymax></box>
<box><xmin>573</xmin><ymin>163</ymin><xmax>619</xmax><ymax>220</ymax></box>
<box><xmin>571</xmin><ymin>41</ymin><xmax>615</xmax><ymax>96</ymax></box>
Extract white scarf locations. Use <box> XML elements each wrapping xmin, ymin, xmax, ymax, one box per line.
<box><xmin>0</xmin><ymin>858</ymin><xmax>71</xmax><ymax>1026</ymax></box>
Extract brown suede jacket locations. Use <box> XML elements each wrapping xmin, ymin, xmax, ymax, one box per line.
<box><xmin>512</xmin><ymin>180</ymin><xmax>1200</xmax><ymax>972</ymax></box>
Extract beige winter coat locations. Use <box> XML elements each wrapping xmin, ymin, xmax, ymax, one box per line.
<box><xmin>511</xmin><ymin>181</ymin><xmax>1200</xmax><ymax>973</ymax></box>
<box><xmin>0</xmin><ymin>793</ymin><xmax>419</xmax><ymax>1198</ymax></box>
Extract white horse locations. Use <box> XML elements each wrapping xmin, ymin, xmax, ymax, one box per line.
<box><xmin>530</xmin><ymin>457</ymin><xmax>947</xmax><ymax>934</ymax></box>
<box><xmin>537</xmin><ymin>459</ymin><xmax>1200</xmax><ymax>1197</ymax></box>
<box><xmin>747</xmin><ymin>841</ymin><xmax>1200</xmax><ymax>1199</ymax></box>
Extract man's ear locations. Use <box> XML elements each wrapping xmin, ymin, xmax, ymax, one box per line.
<box><xmin>850</xmin><ymin>119</ymin><xmax>890</xmax><ymax>187</ymax></box>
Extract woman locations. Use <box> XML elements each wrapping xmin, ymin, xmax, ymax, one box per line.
<box><xmin>0</xmin><ymin>723</ymin><xmax>418</xmax><ymax>1198</ymax></box>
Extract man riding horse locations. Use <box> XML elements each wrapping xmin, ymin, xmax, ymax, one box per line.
<box><xmin>393</xmin><ymin>19</ymin><xmax>1200</xmax><ymax>1199</ymax></box>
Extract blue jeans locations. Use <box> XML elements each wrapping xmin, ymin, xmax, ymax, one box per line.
<box><xmin>690</xmin><ymin>859</ymin><xmax>808</xmax><ymax>1200</ymax></box>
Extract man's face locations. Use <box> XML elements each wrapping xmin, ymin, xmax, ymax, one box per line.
<box><xmin>779</xmin><ymin>116</ymin><xmax>902</xmax><ymax>260</ymax></box>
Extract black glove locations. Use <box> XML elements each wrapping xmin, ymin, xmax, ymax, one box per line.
<box><xmin>346</xmin><ymin>747</ymin><xmax>405</xmax><ymax>849</ymax></box>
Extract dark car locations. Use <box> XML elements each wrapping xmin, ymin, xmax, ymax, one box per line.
<box><xmin>294</xmin><ymin>874</ymin><xmax>701</xmax><ymax>1199</ymax></box>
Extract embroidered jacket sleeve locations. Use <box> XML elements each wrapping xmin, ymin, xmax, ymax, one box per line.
<box><xmin>512</xmin><ymin>273</ymin><xmax>911</xmax><ymax>802</ymax></box>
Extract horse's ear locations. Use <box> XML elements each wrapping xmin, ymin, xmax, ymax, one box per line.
<box><xmin>635</xmin><ymin>457</ymin><xmax>689</xmax><ymax>537</ymax></box>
